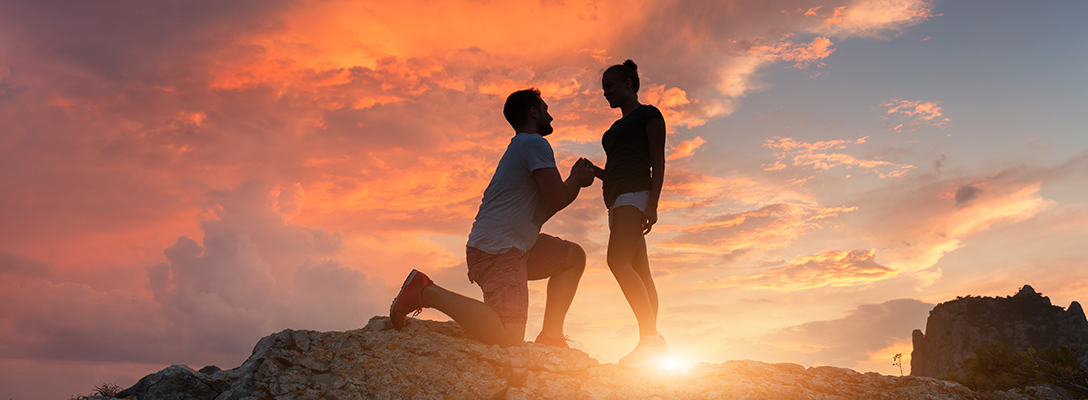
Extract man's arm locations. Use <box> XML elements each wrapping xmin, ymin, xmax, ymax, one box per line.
<box><xmin>534</xmin><ymin>159</ymin><xmax>594</xmax><ymax>221</ymax></box>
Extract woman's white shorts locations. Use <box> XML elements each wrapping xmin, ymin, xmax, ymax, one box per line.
<box><xmin>608</xmin><ymin>190</ymin><xmax>650</xmax><ymax>228</ymax></box>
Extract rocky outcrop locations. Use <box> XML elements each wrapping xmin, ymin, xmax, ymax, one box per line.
<box><xmin>911</xmin><ymin>285</ymin><xmax>1088</xmax><ymax>378</ymax></box>
<box><xmin>103</xmin><ymin>315</ymin><xmax>1059</xmax><ymax>400</ymax></box>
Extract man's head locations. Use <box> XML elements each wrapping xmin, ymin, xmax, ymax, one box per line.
<box><xmin>503</xmin><ymin>88</ymin><xmax>553</xmax><ymax>136</ymax></box>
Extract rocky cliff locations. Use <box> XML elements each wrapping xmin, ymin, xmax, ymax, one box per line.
<box><xmin>97</xmin><ymin>315</ymin><xmax>1068</xmax><ymax>400</ymax></box>
<box><xmin>911</xmin><ymin>285</ymin><xmax>1088</xmax><ymax>378</ymax></box>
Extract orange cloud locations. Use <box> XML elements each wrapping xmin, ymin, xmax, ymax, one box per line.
<box><xmin>802</xmin><ymin>6</ymin><xmax>824</xmax><ymax>17</ymax></box>
<box><xmin>668</xmin><ymin>137</ymin><xmax>707</xmax><ymax>161</ymax></box>
<box><xmin>642</xmin><ymin>85</ymin><xmax>708</xmax><ymax>128</ymax></box>
<box><xmin>882</xmin><ymin>99</ymin><xmax>950</xmax><ymax>131</ymax></box>
<box><xmin>763</xmin><ymin>136</ymin><xmax>916</xmax><ymax>178</ymax></box>
<box><xmin>705</xmin><ymin>249</ymin><xmax>895</xmax><ymax>290</ymax></box>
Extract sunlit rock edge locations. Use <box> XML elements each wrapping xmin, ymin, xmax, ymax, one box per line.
<box><xmin>95</xmin><ymin>316</ymin><xmax>1064</xmax><ymax>400</ymax></box>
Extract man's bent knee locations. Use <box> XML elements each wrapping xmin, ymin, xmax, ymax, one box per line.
<box><xmin>565</xmin><ymin>243</ymin><xmax>586</xmax><ymax>273</ymax></box>
<box><xmin>497</xmin><ymin>322</ymin><xmax>527</xmax><ymax>347</ymax></box>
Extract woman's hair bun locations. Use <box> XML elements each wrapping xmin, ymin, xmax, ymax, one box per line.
<box><xmin>623</xmin><ymin>59</ymin><xmax>638</xmax><ymax>72</ymax></box>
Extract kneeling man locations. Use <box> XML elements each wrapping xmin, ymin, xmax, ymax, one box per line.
<box><xmin>389</xmin><ymin>88</ymin><xmax>595</xmax><ymax>347</ymax></box>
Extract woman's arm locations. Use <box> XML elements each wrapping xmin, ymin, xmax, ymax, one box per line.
<box><xmin>645</xmin><ymin>116</ymin><xmax>666</xmax><ymax>235</ymax></box>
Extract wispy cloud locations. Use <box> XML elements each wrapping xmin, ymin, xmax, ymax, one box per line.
<box><xmin>668</xmin><ymin>137</ymin><xmax>707</xmax><ymax>161</ymax></box>
<box><xmin>659</xmin><ymin>165</ymin><xmax>806</xmax><ymax>211</ymax></box>
<box><xmin>763</xmin><ymin>136</ymin><xmax>917</xmax><ymax>178</ymax></box>
<box><xmin>657</xmin><ymin>203</ymin><xmax>857</xmax><ymax>266</ymax></box>
<box><xmin>704</xmin><ymin>249</ymin><xmax>895</xmax><ymax>290</ymax></box>
<box><xmin>882</xmin><ymin>99</ymin><xmax>950</xmax><ymax>131</ymax></box>
<box><xmin>804</xmin><ymin>0</ymin><xmax>936</xmax><ymax>39</ymax></box>
<box><xmin>745</xmin><ymin>36</ymin><xmax>837</xmax><ymax>70</ymax></box>
<box><xmin>864</xmin><ymin>176</ymin><xmax>1055</xmax><ymax>279</ymax></box>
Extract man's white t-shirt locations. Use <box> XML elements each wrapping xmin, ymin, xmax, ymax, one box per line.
<box><xmin>466</xmin><ymin>132</ymin><xmax>556</xmax><ymax>255</ymax></box>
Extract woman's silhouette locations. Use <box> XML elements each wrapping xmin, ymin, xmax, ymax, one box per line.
<box><xmin>591</xmin><ymin>60</ymin><xmax>669</xmax><ymax>367</ymax></box>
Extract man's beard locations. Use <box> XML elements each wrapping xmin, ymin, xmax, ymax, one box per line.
<box><xmin>538</xmin><ymin>120</ymin><xmax>553</xmax><ymax>136</ymax></box>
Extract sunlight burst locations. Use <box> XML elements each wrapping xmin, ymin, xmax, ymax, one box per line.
<box><xmin>660</xmin><ymin>355</ymin><xmax>685</xmax><ymax>372</ymax></box>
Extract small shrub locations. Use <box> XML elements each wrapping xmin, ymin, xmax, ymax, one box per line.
<box><xmin>66</xmin><ymin>382</ymin><xmax>124</xmax><ymax>400</ymax></box>
<box><xmin>93</xmin><ymin>382</ymin><xmax>123</xmax><ymax>397</ymax></box>
<box><xmin>943</xmin><ymin>343</ymin><xmax>1088</xmax><ymax>399</ymax></box>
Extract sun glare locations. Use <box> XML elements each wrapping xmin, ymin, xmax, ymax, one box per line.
<box><xmin>660</xmin><ymin>355</ymin><xmax>688</xmax><ymax>372</ymax></box>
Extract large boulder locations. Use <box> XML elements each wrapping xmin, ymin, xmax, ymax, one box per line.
<box><xmin>911</xmin><ymin>285</ymin><xmax>1088</xmax><ymax>378</ymax></box>
<box><xmin>115</xmin><ymin>365</ymin><xmax>229</xmax><ymax>400</ymax></box>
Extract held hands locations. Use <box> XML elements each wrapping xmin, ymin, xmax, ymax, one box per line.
<box><xmin>570</xmin><ymin>157</ymin><xmax>657</xmax><ymax>233</ymax></box>
<box><xmin>571</xmin><ymin>157</ymin><xmax>596</xmax><ymax>188</ymax></box>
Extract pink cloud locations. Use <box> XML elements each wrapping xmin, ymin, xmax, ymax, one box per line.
<box><xmin>805</xmin><ymin>0</ymin><xmax>936</xmax><ymax>39</ymax></box>
<box><xmin>882</xmin><ymin>98</ymin><xmax>950</xmax><ymax>131</ymax></box>
<box><xmin>748</xmin><ymin>36</ymin><xmax>837</xmax><ymax>69</ymax></box>
<box><xmin>763</xmin><ymin>136</ymin><xmax>917</xmax><ymax>178</ymax></box>
<box><xmin>802</xmin><ymin>6</ymin><xmax>824</xmax><ymax>17</ymax></box>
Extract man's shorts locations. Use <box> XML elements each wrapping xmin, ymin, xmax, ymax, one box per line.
<box><xmin>466</xmin><ymin>233</ymin><xmax>573</xmax><ymax>325</ymax></box>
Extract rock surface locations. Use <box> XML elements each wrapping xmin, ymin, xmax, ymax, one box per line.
<box><xmin>106</xmin><ymin>315</ymin><xmax>1059</xmax><ymax>400</ymax></box>
<box><xmin>911</xmin><ymin>285</ymin><xmax>1088</xmax><ymax>378</ymax></box>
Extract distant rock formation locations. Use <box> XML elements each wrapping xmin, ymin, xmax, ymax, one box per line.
<box><xmin>911</xmin><ymin>285</ymin><xmax>1088</xmax><ymax>378</ymax></box>
<box><xmin>98</xmin><ymin>315</ymin><xmax>1062</xmax><ymax>399</ymax></box>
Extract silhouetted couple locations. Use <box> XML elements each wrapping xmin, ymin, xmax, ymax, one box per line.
<box><xmin>390</xmin><ymin>60</ymin><xmax>669</xmax><ymax>367</ymax></box>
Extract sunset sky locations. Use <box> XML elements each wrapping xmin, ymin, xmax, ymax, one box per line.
<box><xmin>2</xmin><ymin>0</ymin><xmax>1088</xmax><ymax>398</ymax></box>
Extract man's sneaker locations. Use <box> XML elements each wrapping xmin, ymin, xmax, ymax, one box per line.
<box><xmin>534</xmin><ymin>332</ymin><xmax>572</xmax><ymax>348</ymax></box>
<box><xmin>618</xmin><ymin>335</ymin><xmax>670</xmax><ymax>367</ymax></box>
<box><xmin>389</xmin><ymin>269</ymin><xmax>433</xmax><ymax>330</ymax></box>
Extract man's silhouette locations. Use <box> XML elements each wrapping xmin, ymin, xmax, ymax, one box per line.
<box><xmin>389</xmin><ymin>88</ymin><xmax>595</xmax><ymax>347</ymax></box>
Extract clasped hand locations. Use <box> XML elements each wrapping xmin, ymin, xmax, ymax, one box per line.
<box><xmin>571</xmin><ymin>157</ymin><xmax>596</xmax><ymax>188</ymax></box>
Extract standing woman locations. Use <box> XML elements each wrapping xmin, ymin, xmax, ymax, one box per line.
<box><xmin>593</xmin><ymin>60</ymin><xmax>669</xmax><ymax>367</ymax></box>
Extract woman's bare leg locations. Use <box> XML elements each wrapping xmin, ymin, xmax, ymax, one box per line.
<box><xmin>608</xmin><ymin>206</ymin><xmax>658</xmax><ymax>336</ymax></box>
<box><xmin>631</xmin><ymin>234</ymin><xmax>658</xmax><ymax>320</ymax></box>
